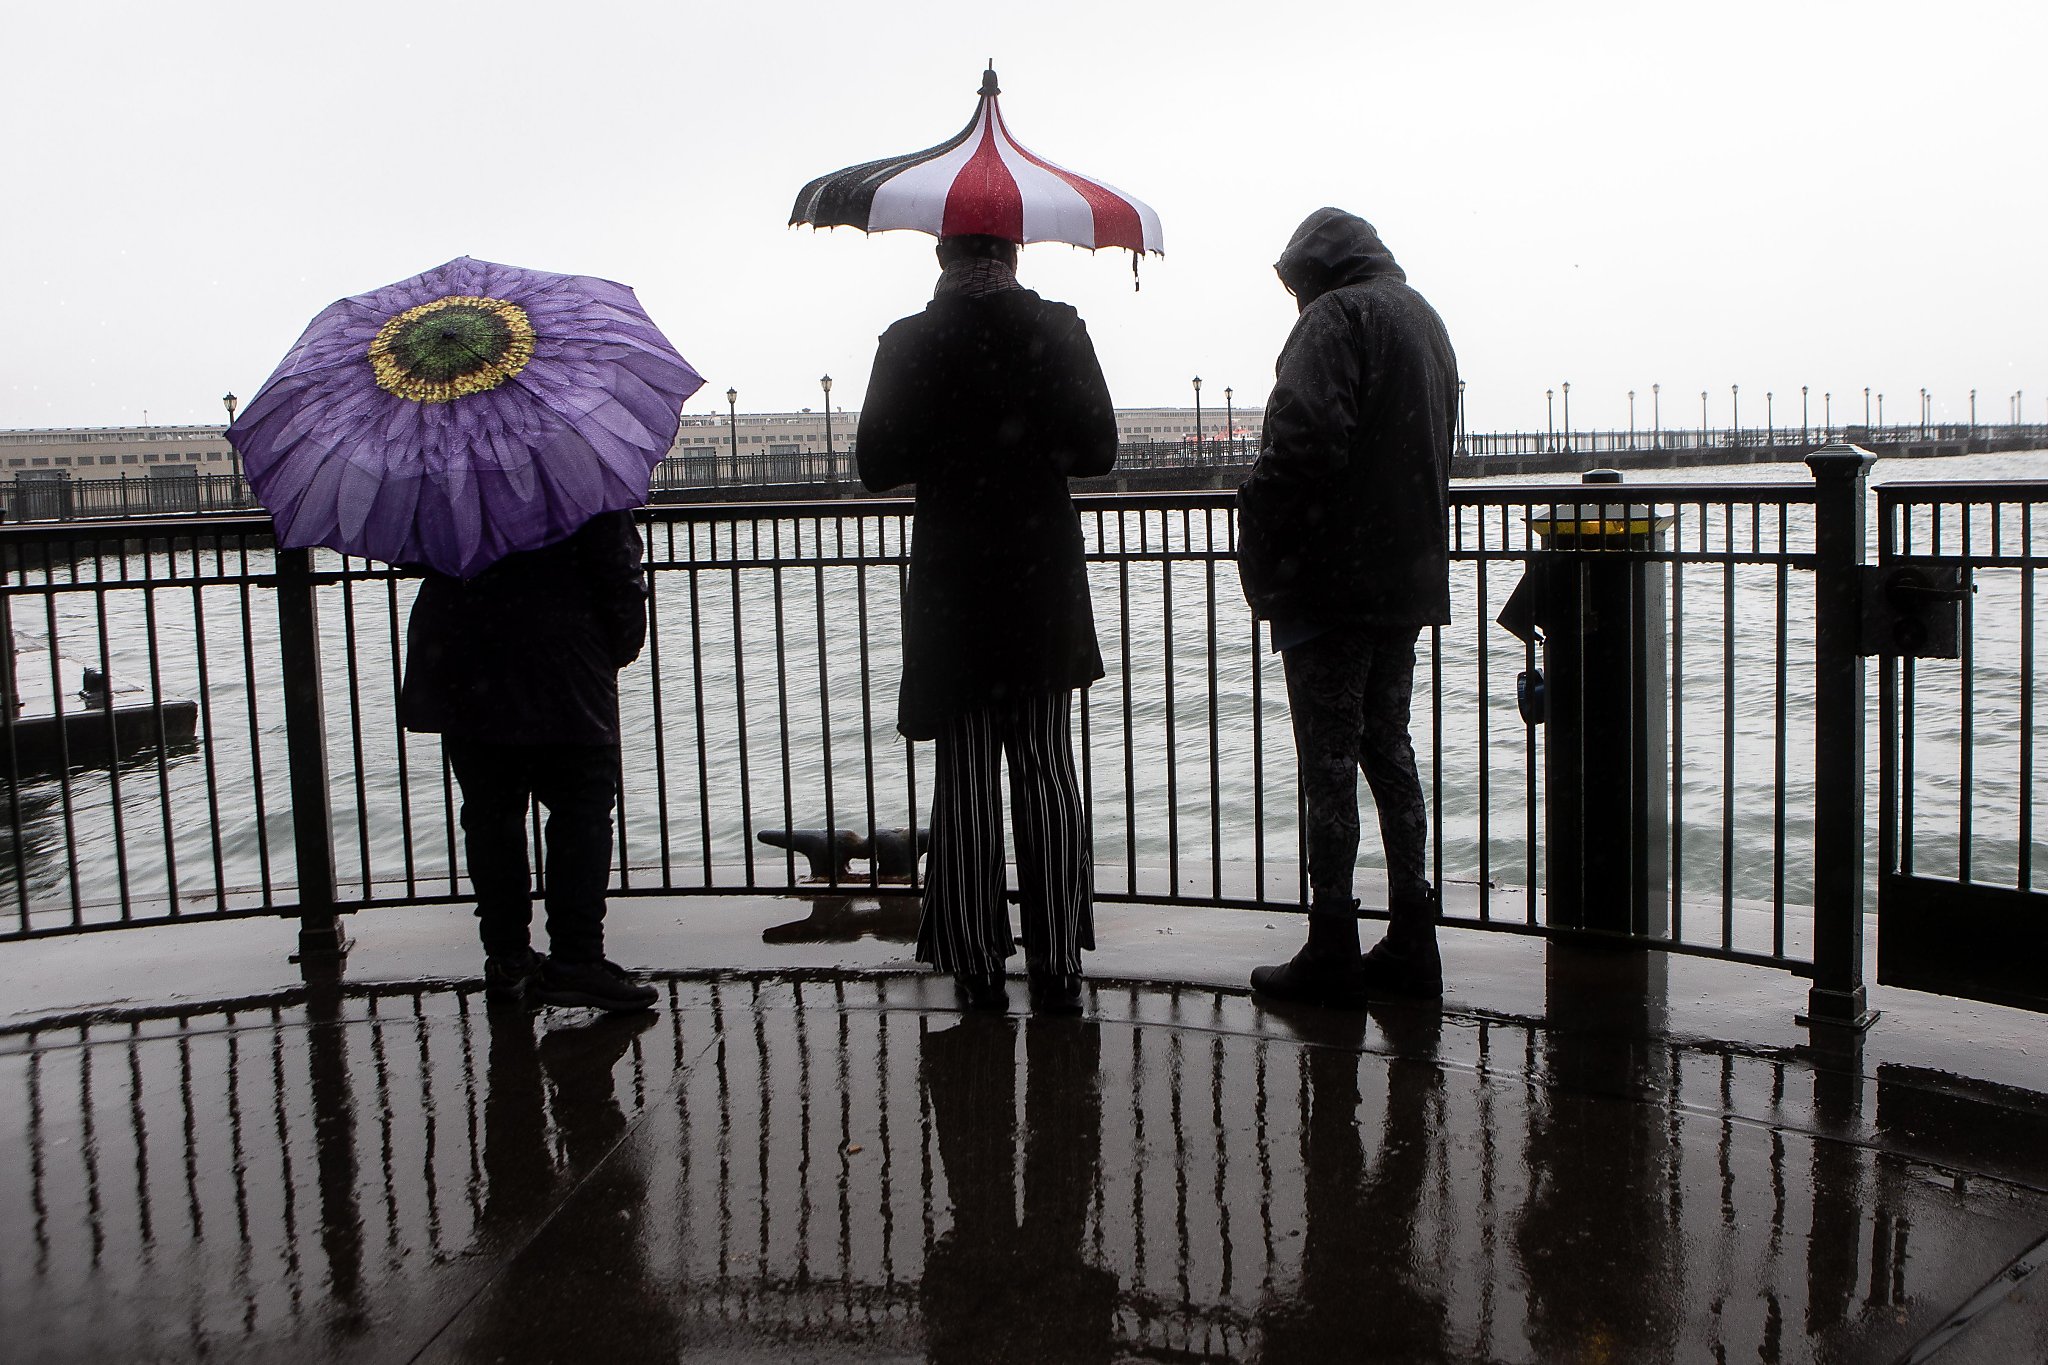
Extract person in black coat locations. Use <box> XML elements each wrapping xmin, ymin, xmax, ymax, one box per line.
<box><xmin>399</xmin><ymin>509</ymin><xmax>657</xmax><ymax>1012</ymax></box>
<box><xmin>1237</xmin><ymin>208</ymin><xmax>1459</xmax><ymax>1007</ymax></box>
<box><xmin>857</xmin><ymin>233</ymin><xmax>1117</xmax><ymax>1014</ymax></box>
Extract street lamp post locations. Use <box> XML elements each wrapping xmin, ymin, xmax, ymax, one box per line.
<box><xmin>1561</xmin><ymin>381</ymin><xmax>1571</xmax><ymax>450</ymax></box>
<box><xmin>1877</xmin><ymin>392</ymin><xmax>1884</xmax><ymax>427</ymax></box>
<box><xmin>1628</xmin><ymin>389</ymin><xmax>1636</xmax><ymax>448</ymax></box>
<box><xmin>1192</xmin><ymin>376</ymin><xmax>1204</xmax><ymax>457</ymax></box>
<box><xmin>1700</xmin><ymin>390</ymin><xmax>1708</xmax><ymax>447</ymax></box>
<box><xmin>821</xmin><ymin>375</ymin><xmax>834</xmax><ymax>471</ymax></box>
<box><xmin>221</xmin><ymin>392</ymin><xmax>240</xmax><ymax>503</ymax></box>
<box><xmin>1824</xmin><ymin>391</ymin><xmax>1831</xmax><ymax>439</ymax></box>
<box><xmin>1546</xmin><ymin>389</ymin><xmax>1555</xmax><ymax>451</ymax></box>
<box><xmin>1864</xmin><ymin>387</ymin><xmax>1871</xmax><ymax>429</ymax></box>
<box><xmin>1970</xmin><ymin>388</ymin><xmax>1976</xmax><ymax>433</ymax></box>
<box><xmin>1801</xmin><ymin>385</ymin><xmax>1809</xmax><ymax>446</ymax></box>
<box><xmin>1224</xmin><ymin>385</ymin><xmax>1235</xmax><ymax>459</ymax></box>
<box><xmin>1920</xmin><ymin>387</ymin><xmax>1928</xmax><ymax>439</ymax></box>
<box><xmin>724</xmin><ymin>387</ymin><xmax>738</xmax><ymax>487</ymax></box>
<box><xmin>1456</xmin><ymin>380</ymin><xmax>1468</xmax><ymax>454</ymax></box>
<box><xmin>1731</xmin><ymin>383</ymin><xmax>1740</xmax><ymax>447</ymax></box>
<box><xmin>1766</xmin><ymin>391</ymin><xmax>1774</xmax><ymax>446</ymax></box>
<box><xmin>1652</xmin><ymin>383</ymin><xmax>1661</xmax><ymax>447</ymax></box>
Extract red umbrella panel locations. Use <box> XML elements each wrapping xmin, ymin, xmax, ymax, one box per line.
<box><xmin>790</xmin><ymin>67</ymin><xmax>1163</xmax><ymax>258</ymax></box>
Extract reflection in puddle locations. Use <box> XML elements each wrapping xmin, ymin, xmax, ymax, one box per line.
<box><xmin>4</xmin><ymin>973</ymin><xmax>2045</xmax><ymax>1363</ymax></box>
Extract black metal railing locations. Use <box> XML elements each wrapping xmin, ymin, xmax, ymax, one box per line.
<box><xmin>3</xmin><ymin>472</ymin><xmax>254</xmax><ymax>521</ymax></box>
<box><xmin>1</xmin><ymin>472</ymin><xmax>2043</xmax><ymax>1013</ymax></box>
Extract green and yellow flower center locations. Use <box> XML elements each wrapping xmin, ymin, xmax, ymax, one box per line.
<box><xmin>368</xmin><ymin>295</ymin><xmax>536</xmax><ymax>403</ymax></box>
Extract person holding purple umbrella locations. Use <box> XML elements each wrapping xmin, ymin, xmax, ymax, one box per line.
<box><xmin>399</xmin><ymin>509</ymin><xmax>659</xmax><ymax>1013</ymax></box>
<box><xmin>230</xmin><ymin>258</ymin><xmax>702</xmax><ymax>1014</ymax></box>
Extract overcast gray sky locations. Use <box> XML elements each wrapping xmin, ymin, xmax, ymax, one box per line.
<box><xmin>4</xmin><ymin>0</ymin><xmax>2043</xmax><ymax>435</ymax></box>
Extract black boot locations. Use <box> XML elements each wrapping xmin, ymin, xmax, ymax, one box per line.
<box><xmin>952</xmin><ymin>969</ymin><xmax>1010</xmax><ymax>1013</ymax></box>
<box><xmin>1027</xmin><ymin>966</ymin><xmax>1084</xmax><ymax>1016</ymax></box>
<box><xmin>1361</xmin><ymin>887</ymin><xmax>1443</xmax><ymax>998</ymax></box>
<box><xmin>1250</xmin><ymin>902</ymin><xmax>1368</xmax><ymax>1008</ymax></box>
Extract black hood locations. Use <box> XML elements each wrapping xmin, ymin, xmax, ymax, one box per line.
<box><xmin>1273</xmin><ymin>208</ymin><xmax>1405</xmax><ymax>307</ymax></box>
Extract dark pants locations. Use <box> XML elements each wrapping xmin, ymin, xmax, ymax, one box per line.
<box><xmin>1283</xmin><ymin>625</ymin><xmax>1431</xmax><ymax>912</ymax></box>
<box><xmin>445</xmin><ymin>737</ymin><xmax>619</xmax><ymax>964</ymax></box>
<box><xmin>918</xmin><ymin>691</ymin><xmax>1093</xmax><ymax>975</ymax></box>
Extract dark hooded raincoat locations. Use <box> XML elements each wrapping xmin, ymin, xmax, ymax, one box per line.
<box><xmin>398</xmin><ymin>510</ymin><xmax>648</xmax><ymax>746</ymax></box>
<box><xmin>857</xmin><ymin>290</ymin><xmax>1117</xmax><ymax>740</ymax></box>
<box><xmin>1236</xmin><ymin>209</ymin><xmax>1459</xmax><ymax>629</ymax></box>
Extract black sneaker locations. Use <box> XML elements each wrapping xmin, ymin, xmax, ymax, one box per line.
<box><xmin>484</xmin><ymin>949</ymin><xmax>546</xmax><ymax>1007</ymax></box>
<box><xmin>1359</xmin><ymin>935</ymin><xmax>1443</xmax><ymax>998</ymax></box>
<box><xmin>1250</xmin><ymin>944</ymin><xmax>1369</xmax><ymax>1009</ymax></box>
<box><xmin>534</xmin><ymin>958</ymin><xmax>659</xmax><ymax>1013</ymax></box>
<box><xmin>1027</xmin><ymin>967</ymin><xmax>1084</xmax><ymax>1016</ymax></box>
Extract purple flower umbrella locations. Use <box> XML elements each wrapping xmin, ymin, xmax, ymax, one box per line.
<box><xmin>229</xmin><ymin>257</ymin><xmax>703</xmax><ymax>579</ymax></box>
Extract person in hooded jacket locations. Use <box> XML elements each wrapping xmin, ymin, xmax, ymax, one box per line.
<box><xmin>399</xmin><ymin>509</ymin><xmax>658</xmax><ymax>1013</ymax></box>
<box><xmin>1237</xmin><ymin>208</ymin><xmax>1459</xmax><ymax>1007</ymax></box>
<box><xmin>857</xmin><ymin>232</ymin><xmax>1117</xmax><ymax>1015</ymax></box>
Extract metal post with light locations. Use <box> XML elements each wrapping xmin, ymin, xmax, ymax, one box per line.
<box><xmin>1192</xmin><ymin>376</ymin><xmax>1204</xmax><ymax>457</ymax></box>
<box><xmin>1561</xmin><ymin>381</ymin><xmax>1571</xmax><ymax>450</ymax></box>
<box><xmin>1224</xmin><ymin>385</ymin><xmax>1235</xmax><ymax>459</ymax></box>
<box><xmin>1547</xmin><ymin>389</ymin><xmax>1555</xmax><ymax>451</ymax></box>
<box><xmin>1628</xmin><ymin>389</ymin><xmax>1636</xmax><ymax>448</ymax></box>
<box><xmin>1457</xmin><ymin>380</ymin><xmax>1468</xmax><ymax>454</ymax></box>
<box><xmin>222</xmin><ymin>391</ymin><xmax>241</xmax><ymax>506</ymax></box>
<box><xmin>724</xmin><ymin>387</ymin><xmax>738</xmax><ymax>487</ymax></box>
<box><xmin>1731</xmin><ymin>384</ymin><xmax>1740</xmax><ymax>446</ymax></box>
<box><xmin>821</xmin><ymin>375</ymin><xmax>834</xmax><ymax>473</ymax></box>
<box><xmin>1801</xmin><ymin>385</ymin><xmax>1809</xmax><ymax>446</ymax></box>
<box><xmin>1700</xmin><ymin>391</ymin><xmax>1708</xmax><ymax>447</ymax></box>
<box><xmin>1652</xmin><ymin>383</ymin><xmax>1661</xmax><ymax>448</ymax></box>
<box><xmin>1767</xmin><ymin>391</ymin><xmax>1774</xmax><ymax>446</ymax></box>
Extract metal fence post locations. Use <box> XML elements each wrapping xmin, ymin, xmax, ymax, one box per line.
<box><xmin>1802</xmin><ymin>445</ymin><xmax>1876</xmax><ymax>1030</ymax></box>
<box><xmin>275</xmin><ymin>546</ymin><xmax>347</xmax><ymax>972</ymax></box>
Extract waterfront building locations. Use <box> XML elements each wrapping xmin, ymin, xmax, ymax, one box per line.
<box><xmin>0</xmin><ymin>424</ymin><xmax>237</xmax><ymax>481</ymax></box>
<box><xmin>0</xmin><ymin>403</ymin><xmax>1269</xmax><ymax>489</ymax></box>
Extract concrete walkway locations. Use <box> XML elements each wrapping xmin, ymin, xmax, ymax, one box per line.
<box><xmin>3</xmin><ymin>894</ymin><xmax>2044</xmax><ymax>1363</ymax></box>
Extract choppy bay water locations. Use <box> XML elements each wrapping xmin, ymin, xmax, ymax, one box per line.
<box><xmin>5</xmin><ymin>451</ymin><xmax>2044</xmax><ymax>956</ymax></box>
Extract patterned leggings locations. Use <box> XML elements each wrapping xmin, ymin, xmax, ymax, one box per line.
<box><xmin>1282</xmin><ymin>626</ymin><xmax>1432</xmax><ymax>910</ymax></box>
<box><xmin>918</xmin><ymin>691</ymin><xmax>1094</xmax><ymax>975</ymax></box>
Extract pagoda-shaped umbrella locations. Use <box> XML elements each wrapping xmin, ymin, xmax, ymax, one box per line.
<box><xmin>790</xmin><ymin>66</ymin><xmax>1162</xmax><ymax>280</ymax></box>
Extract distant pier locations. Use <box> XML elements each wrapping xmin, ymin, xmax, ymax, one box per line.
<box><xmin>647</xmin><ymin>423</ymin><xmax>2047</xmax><ymax>503</ymax></box>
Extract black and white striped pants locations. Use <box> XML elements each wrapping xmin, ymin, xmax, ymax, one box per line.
<box><xmin>917</xmin><ymin>690</ymin><xmax>1094</xmax><ymax>975</ymax></box>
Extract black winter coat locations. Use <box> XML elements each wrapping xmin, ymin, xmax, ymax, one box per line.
<box><xmin>1236</xmin><ymin>209</ymin><xmax>1459</xmax><ymax>629</ymax></box>
<box><xmin>857</xmin><ymin>289</ymin><xmax>1117</xmax><ymax>740</ymax></box>
<box><xmin>398</xmin><ymin>510</ymin><xmax>647</xmax><ymax>746</ymax></box>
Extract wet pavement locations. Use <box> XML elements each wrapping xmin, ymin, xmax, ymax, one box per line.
<box><xmin>3</xmin><ymin>896</ymin><xmax>2046</xmax><ymax>1363</ymax></box>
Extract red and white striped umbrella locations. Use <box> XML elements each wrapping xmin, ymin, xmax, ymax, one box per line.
<box><xmin>790</xmin><ymin>67</ymin><xmax>1163</xmax><ymax>259</ymax></box>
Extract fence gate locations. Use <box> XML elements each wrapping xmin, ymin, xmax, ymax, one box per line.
<box><xmin>1875</xmin><ymin>480</ymin><xmax>2048</xmax><ymax>1013</ymax></box>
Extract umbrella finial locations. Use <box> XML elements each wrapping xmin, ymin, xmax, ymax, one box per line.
<box><xmin>980</xmin><ymin>64</ymin><xmax>999</xmax><ymax>97</ymax></box>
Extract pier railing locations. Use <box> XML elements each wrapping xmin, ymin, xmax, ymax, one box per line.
<box><xmin>5</xmin><ymin>426</ymin><xmax>2042</xmax><ymax>522</ymax></box>
<box><xmin>0</xmin><ymin>470</ymin><xmax>2042</xmax><ymax>1016</ymax></box>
